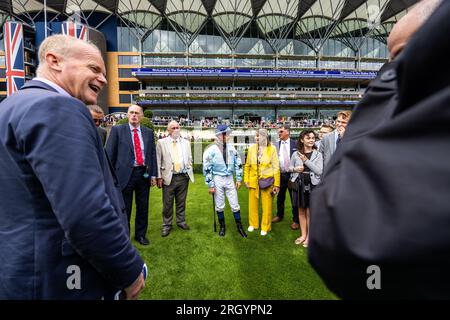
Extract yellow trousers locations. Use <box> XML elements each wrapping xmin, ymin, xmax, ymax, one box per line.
<box><xmin>248</xmin><ymin>188</ymin><xmax>273</xmax><ymax>232</ymax></box>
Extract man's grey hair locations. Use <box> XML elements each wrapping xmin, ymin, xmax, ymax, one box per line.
<box><xmin>279</xmin><ymin>124</ymin><xmax>290</xmax><ymax>132</ymax></box>
<box><xmin>167</xmin><ymin>120</ymin><xmax>179</xmax><ymax>129</ymax></box>
<box><xmin>87</xmin><ymin>104</ymin><xmax>104</xmax><ymax>115</ymax></box>
<box><xmin>128</xmin><ymin>104</ymin><xmax>144</xmax><ymax>113</ymax></box>
<box><xmin>36</xmin><ymin>34</ymin><xmax>101</xmax><ymax>76</ymax></box>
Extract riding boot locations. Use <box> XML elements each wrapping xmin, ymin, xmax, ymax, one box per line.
<box><xmin>236</xmin><ymin>220</ymin><xmax>247</xmax><ymax>238</ymax></box>
<box><xmin>218</xmin><ymin>218</ymin><xmax>226</xmax><ymax>237</ymax></box>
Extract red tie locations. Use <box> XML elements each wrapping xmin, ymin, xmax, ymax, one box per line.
<box><xmin>133</xmin><ymin>128</ymin><xmax>144</xmax><ymax>166</ymax></box>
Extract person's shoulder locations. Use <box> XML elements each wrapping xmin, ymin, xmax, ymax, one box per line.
<box><xmin>11</xmin><ymin>88</ymin><xmax>84</xmax><ymax>110</ymax></box>
<box><xmin>312</xmin><ymin>149</ymin><xmax>322</xmax><ymax>158</ymax></box>
<box><xmin>158</xmin><ymin>136</ymin><xmax>170</xmax><ymax>144</ymax></box>
<box><xmin>268</xmin><ymin>143</ymin><xmax>277</xmax><ymax>152</ymax></box>
<box><xmin>142</xmin><ymin>126</ymin><xmax>154</xmax><ymax>134</ymax></box>
<box><xmin>323</xmin><ymin>131</ymin><xmax>335</xmax><ymax>140</ymax></box>
<box><xmin>203</xmin><ymin>143</ymin><xmax>217</xmax><ymax>154</ymax></box>
<box><xmin>181</xmin><ymin>137</ymin><xmax>191</xmax><ymax>148</ymax></box>
<box><xmin>23</xmin><ymin>93</ymin><xmax>89</xmax><ymax>124</ymax></box>
<box><xmin>111</xmin><ymin>123</ymin><xmax>127</xmax><ymax>132</ymax></box>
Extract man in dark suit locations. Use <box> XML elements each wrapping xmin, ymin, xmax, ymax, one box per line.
<box><xmin>272</xmin><ymin>125</ymin><xmax>299</xmax><ymax>229</ymax></box>
<box><xmin>87</xmin><ymin>104</ymin><xmax>107</xmax><ymax>145</ymax></box>
<box><xmin>0</xmin><ymin>35</ymin><xmax>145</xmax><ymax>299</ymax></box>
<box><xmin>106</xmin><ymin>104</ymin><xmax>157</xmax><ymax>246</ymax></box>
<box><xmin>309</xmin><ymin>0</ymin><xmax>450</xmax><ymax>298</ymax></box>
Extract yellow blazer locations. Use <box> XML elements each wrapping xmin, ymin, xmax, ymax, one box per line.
<box><xmin>244</xmin><ymin>144</ymin><xmax>280</xmax><ymax>189</ymax></box>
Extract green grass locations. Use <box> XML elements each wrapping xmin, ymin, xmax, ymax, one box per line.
<box><xmin>129</xmin><ymin>174</ymin><xmax>336</xmax><ymax>300</ymax></box>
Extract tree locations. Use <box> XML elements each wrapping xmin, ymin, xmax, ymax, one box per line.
<box><xmin>116</xmin><ymin>117</ymin><xmax>154</xmax><ymax>130</ymax></box>
<box><xmin>144</xmin><ymin>109</ymin><xmax>153</xmax><ymax>119</ymax></box>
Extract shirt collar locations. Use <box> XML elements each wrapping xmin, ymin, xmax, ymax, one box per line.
<box><xmin>33</xmin><ymin>77</ymin><xmax>71</xmax><ymax>97</ymax></box>
<box><xmin>282</xmin><ymin>138</ymin><xmax>290</xmax><ymax>144</ymax></box>
<box><xmin>129</xmin><ymin>124</ymin><xmax>141</xmax><ymax>132</ymax></box>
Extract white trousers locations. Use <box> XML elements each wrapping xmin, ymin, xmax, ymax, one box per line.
<box><xmin>213</xmin><ymin>175</ymin><xmax>240</xmax><ymax>212</ymax></box>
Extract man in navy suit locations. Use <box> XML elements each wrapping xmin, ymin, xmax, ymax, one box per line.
<box><xmin>0</xmin><ymin>35</ymin><xmax>145</xmax><ymax>299</ymax></box>
<box><xmin>273</xmin><ymin>125</ymin><xmax>299</xmax><ymax>229</ymax></box>
<box><xmin>106</xmin><ymin>104</ymin><xmax>157</xmax><ymax>246</ymax></box>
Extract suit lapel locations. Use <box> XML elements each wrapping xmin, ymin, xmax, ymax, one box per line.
<box><xmin>164</xmin><ymin>137</ymin><xmax>173</xmax><ymax>165</ymax></box>
<box><xmin>331</xmin><ymin>131</ymin><xmax>336</xmax><ymax>154</ymax></box>
<box><xmin>124</xmin><ymin>125</ymin><xmax>134</xmax><ymax>155</ymax></box>
<box><xmin>142</xmin><ymin>126</ymin><xmax>149</xmax><ymax>154</ymax></box>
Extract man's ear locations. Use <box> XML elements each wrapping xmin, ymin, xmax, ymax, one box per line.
<box><xmin>45</xmin><ymin>52</ymin><xmax>63</xmax><ymax>72</ymax></box>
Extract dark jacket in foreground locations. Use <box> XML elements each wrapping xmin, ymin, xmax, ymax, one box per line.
<box><xmin>309</xmin><ymin>1</ymin><xmax>450</xmax><ymax>299</ymax></box>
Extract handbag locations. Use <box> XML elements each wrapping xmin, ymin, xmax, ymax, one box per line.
<box><xmin>257</xmin><ymin>145</ymin><xmax>274</xmax><ymax>189</ymax></box>
<box><xmin>287</xmin><ymin>178</ymin><xmax>298</xmax><ymax>191</ymax></box>
<box><xmin>258</xmin><ymin>177</ymin><xmax>274</xmax><ymax>189</ymax></box>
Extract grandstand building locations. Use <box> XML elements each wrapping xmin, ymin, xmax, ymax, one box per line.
<box><xmin>0</xmin><ymin>0</ymin><xmax>417</xmax><ymax>122</ymax></box>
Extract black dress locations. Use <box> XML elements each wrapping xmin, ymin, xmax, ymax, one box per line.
<box><xmin>293</xmin><ymin>152</ymin><xmax>314</xmax><ymax>209</ymax></box>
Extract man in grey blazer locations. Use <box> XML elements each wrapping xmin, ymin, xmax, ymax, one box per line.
<box><xmin>156</xmin><ymin>121</ymin><xmax>194</xmax><ymax>237</ymax></box>
<box><xmin>319</xmin><ymin>111</ymin><xmax>352</xmax><ymax>170</ymax></box>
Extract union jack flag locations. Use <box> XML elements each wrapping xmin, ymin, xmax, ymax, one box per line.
<box><xmin>61</xmin><ymin>21</ymin><xmax>89</xmax><ymax>41</ymax></box>
<box><xmin>3</xmin><ymin>21</ymin><xmax>25</xmax><ymax>96</ymax></box>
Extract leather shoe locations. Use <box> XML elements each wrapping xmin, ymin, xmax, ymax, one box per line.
<box><xmin>135</xmin><ymin>236</ymin><xmax>150</xmax><ymax>245</ymax></box>
<box><xmin>291</xmin><ymin>222</ymin><xmax>300</xmax><ymax>230</ymax></box>
<box><xmin>177</xmin><ymin>223</ymin><xmax>190</xmax><ymax>230</ymax></box>
<box><xmin>272</xmin><ymin>216</ymin><xmax>283</xmax><ymax>223</ymax></box>
<box><xmin>161</xmin><ymin>229</ymin><xmax>171</xmax><ymax>237</ymax></box>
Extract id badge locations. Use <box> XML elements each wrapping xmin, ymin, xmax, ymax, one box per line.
<box><xmin>143</xmin><ymin>173</ymin><xmax>149</xmax><ymax>179</ymax></box>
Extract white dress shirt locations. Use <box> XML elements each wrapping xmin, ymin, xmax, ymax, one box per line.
<box><xmin>278</xmin><ymin>138</ymin><xmax>291</xmax><ymax>172</ymax></box>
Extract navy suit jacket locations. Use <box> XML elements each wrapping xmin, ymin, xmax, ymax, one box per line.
<box><xmin>106</xmin><ymin>123</ymin><xmax>157</xmax><ymax>190</ymax></box>
<box><xmin>277</xmin><ymin>138</ymin><xmax>297</xmax><ymax>161</ymax></box>
<box><xmin>0</xmin><ymin>80</ymin><xmax>144</xmax><ymax>299</ymax></box>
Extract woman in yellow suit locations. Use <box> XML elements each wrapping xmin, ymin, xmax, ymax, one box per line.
<box><xmin>244</xmin><ymin>129</ymin><xmax>280</xmax><ymax>236</ymax></box>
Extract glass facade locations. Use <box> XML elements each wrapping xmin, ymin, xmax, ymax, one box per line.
<box><xmin>118</xmin><ymin>55</ymin><xmax>141</xmax><ymax>65</ymax></box>
<box><xmin>190</xmin><ymin>108</ymin><xmax>232</xmax><ymax>119</ymax></box>
<box><xmin>277</xmin><ymin>108</ymin><xmax>316</xmax><ymax>118</ymax></box>
<box><xmin>117</xmin><ymin>26</ymin><xmax>389</xmax><ymax>69</ymax></box>
<box><xmin>118</xmin><ymin>68</ymin><xmax>134</xmax><ymax>78</ymax></box>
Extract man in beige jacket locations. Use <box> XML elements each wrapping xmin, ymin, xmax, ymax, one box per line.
<box><xmin>156</xmin><ymin>121</ymin><xmax>194</xmax><ymax>237</ymax></box>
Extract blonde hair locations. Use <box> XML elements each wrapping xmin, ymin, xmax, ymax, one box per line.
<box><xmin>337</xmin><ymin>110</ymin><xmax>352</xmax><ymax>121</ymax></box>
<box><xmin>257</xmin><ymin>128</ymin><xmax>270</xmax><ymax>147</ymax></box>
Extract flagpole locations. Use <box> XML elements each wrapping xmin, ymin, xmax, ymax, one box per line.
<box><xmin>44</xmin><ymin>0</ymin><xmax>47</xmax><ymax>38</ymax></box>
